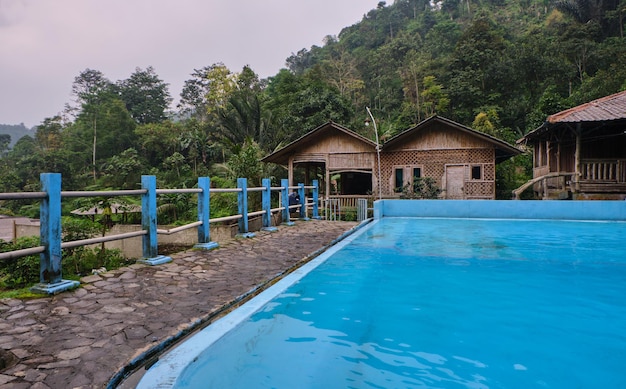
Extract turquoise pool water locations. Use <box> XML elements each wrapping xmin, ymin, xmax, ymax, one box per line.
<box><xmin>142</xmin><ymin>217</ymin><xmax>626</xmax><ymax>388</ymax></box>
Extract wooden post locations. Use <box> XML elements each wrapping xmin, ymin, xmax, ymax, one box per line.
<box><xmin>288</xmin><ymin>156</ymin><xmax>294</xmax><ymax>190</ymax></box>
<box><xmin>574</xmin><ymin>124</ymin><xmax>581</xmax><ymax>193</ymax></box>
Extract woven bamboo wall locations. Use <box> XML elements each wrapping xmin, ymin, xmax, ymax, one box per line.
<box><xmin>380</xmin><ymin>148</ymin><xmax>495</xmax><ymax>198</ymax></box>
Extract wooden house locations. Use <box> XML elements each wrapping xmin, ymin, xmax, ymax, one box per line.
<box><xmin>380</xmin><ymin>115</ymin><xmax>520</xmax><ymax>199</ymax></box>
<box><xmin>516</xmin><ymin>90</ymin><xmax>626</xmax><ymax>200</ymax></box>
<box><xmin>261</xmin><ymin>121</ymin><xmax>378</xmax><ymax>208</ymax></box>
<box><xmin>262</xmin><ymin>116</ymin><xmax>520</xmax><ymax>207</ymax></box>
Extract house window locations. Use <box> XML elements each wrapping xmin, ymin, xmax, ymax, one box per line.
<box><xmin>392</xmin><ymin>165</ymin><xmax>424</xmax><ymax>193</ymax></box>
<box><xmin>394</xmin><ymin>168</ymin><xmax>404</xmax><ymax>192</ymax></box>
<box><xmin>471</xmin><ymin>165</ymin><xmax>482</xmax><ymax>180</ymax></box>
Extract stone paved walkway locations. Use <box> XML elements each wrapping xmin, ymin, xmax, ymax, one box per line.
<box><xmin>0</xmin><ymin>220</ymin><xmax>358</xmax><ymax>389</ymax></box>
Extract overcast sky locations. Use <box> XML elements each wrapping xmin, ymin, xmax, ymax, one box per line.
<box><xmin>0</xmin><ymin>0</ymin><xmax>377</xmax><ymax>128</ymax></box>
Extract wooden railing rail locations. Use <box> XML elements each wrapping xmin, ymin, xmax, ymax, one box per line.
<box><xmin>512</xmin><ymin>172</ymin><xmax>575</xmax><ymax>200</ymax></box>
<box><xmin>581</xmin><ymin>159</ymin><xmax>626</xmax><ymax>183</ymax></box>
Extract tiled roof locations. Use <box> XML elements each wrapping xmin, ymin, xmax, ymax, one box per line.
<box><xmin>547</xmin><ymin>90</ymin><xmax>626</xmax><ymax>123</ymax></box>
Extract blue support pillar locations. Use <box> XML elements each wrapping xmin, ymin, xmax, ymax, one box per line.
<box><xmin>312</xmin><ymin>180</ymin><xmax>321</xmax><ymax>219</ymax></box>
<box><xmin>281</xmin><ymin>178</ymin><xmax>294</xmax><ymax>226</ymax></box>
<box><xmin>194</xmin><ymin>177</ymin><xmax>218</xmax><ymax>250</ymax></box>
<box><xmin>237</xmin><ymin>178</ymin><xmax>255</xmax><ymax>238</ymax></box>
<box><xmin>138</xmin><ymin>175</ymin><xmax>171</xmax><ymax>265</ymax></box>
<box><xmin>31</xmin><ymin>173</ymin><xmax>79</xmax><ymax>294</ymax></box>
<box><xmin>261</xmin><ymin>178</ymin><xmax>277</xmax><ymax>232</ymax></box>
<box><xmin>298</xmin><ymin>183</ymin><xmax>308</xmax><ymax>220</ymax></box>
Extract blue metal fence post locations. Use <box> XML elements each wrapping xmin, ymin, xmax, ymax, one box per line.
<box><xmin>194</xmin><ymin>177</ymin><xmax>218</xmax><ymax>250</ymax></box>
<box><xmin>138</xmin><ymin>175</ymin><xmax>171</xmax><ymax>265</ymax></box>
<box><xmin>298</xmin><ymin>183</ymin><xmax>307</xmax><ymax>220</ymax></box>
<box><xmin>261</xmin><ymin>178</ymin><xmax>277</xmax><ymax>232</ymax></box>
<box><xmin>312</xmin><ymin>179</ymin><xmax>320</xmax><ymax>219</ymax></box>
<box><xmin>31</xmin><ymin>173</ymin><xmax>79</xmax><ymax>294</ymax></box>
<box><xmin>281</xmin><ymin>178</ymin><xmax>294</xmax><ymax>226</ymax></box>
<box><xmin>237</xmin><ymin>178</ymin><xmax>255</xmax><ymax>238</ymax></box>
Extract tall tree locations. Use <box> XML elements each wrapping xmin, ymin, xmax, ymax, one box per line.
<box><xmin>35</xmin><ymin>116</ymin><xmax>63</xmax><ymax>151</ymax></box>
<box><xmin>178</xmin><ymin>63</ymin><xmax>236</xmax><ymax>120</ymax></box>
<box><xmin>117</xmin><ymin>66</ymin><xmax>171</xmax><ymax>124</ymax></box>
<box><xmin>69</xmin><ymin>69</ymin><xmax>113</xmax><ymax>116</ymax></box>
<box><xmin>69</xmin><ymin>69</ymin><xmax>114</xmax><ymax>181</ymax></box>
<box><xmin>65</xmin><ymin>96</ymin><xmax>137</xmax><ymax>182</ymax></box>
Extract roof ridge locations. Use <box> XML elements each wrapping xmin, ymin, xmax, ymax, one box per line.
<box><xmin>548</xmin><ymin>90</ymin><xmax>626</xmax><ymax>123</ymax></box>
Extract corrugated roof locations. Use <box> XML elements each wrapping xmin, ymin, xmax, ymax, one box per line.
<box><xmin>547</xmin><ymin>90</ymin><xmax>626</xmax><ymax>123</ymax></box>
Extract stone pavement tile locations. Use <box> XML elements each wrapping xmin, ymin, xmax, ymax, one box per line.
<box><xmin>0</xmin><ymin>220</ymin><xmax>358</xmax><ymax>388</ymax></box>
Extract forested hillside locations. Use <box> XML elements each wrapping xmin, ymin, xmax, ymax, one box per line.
<box><xmin>0</xmin><ymin>123</ymin><xmax>34</xmax><ymax>151</ymax></box>
<box><xmin>0</xmin><ymin>0</ymin><xmax>624</xmax><ymax>208</ymax></box>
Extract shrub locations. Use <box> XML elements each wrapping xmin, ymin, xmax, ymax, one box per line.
<box><xmin>400</xmin><ymin>177</ymin><xmax>442</xmax><ymax>199</ymax></box>
<box><xmin>0</xmin><ymin>237</ymin><xmax>41</xmax><ymax>288</ymax></box>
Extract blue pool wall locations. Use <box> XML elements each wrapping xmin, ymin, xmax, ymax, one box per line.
<box><xmin>374</xmin><ymin>200</ymin><xmax>626</xmax><ymax>221</ymax></box>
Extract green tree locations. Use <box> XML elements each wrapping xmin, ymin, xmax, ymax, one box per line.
<box><xmin>447</xmin><ymin>17</ymin><xmax>508</xmax><ymax>123</ymax></box>
<box><xmin>69</xmin><ymin>68</ymin><xmax>113</xmax><ymax>117</ymax></box>
<box><xmin>0</xmin><ymin>134</ymin><xmax>9</xmax><ymax>156</ymax></box>
<box><xmin>321</xmin><ymin>47</ymin><xmax>366</xmax><ymax>106</ymax></box>
<box><xmin>135</xmin><ymin>121</ymin><xmax>185</xmax><ymax>167</ymax></box>
<box><xmin>117</xmin><ymin>66</ymin><xmax>171</xmax><ymax>124</ymax></box>
<box><xmin>35</xmin><ymin>116</ymin><xmax>63</xmax><ymax>151</ymax></box>
<box><xmin>65</xmin><ymin>97</ymin><xmax>137</xmax><ymax>182</ymax></box>
<box><xmin>420</xmin><ymin>75</ymin><xmax>449</xmax><ymax>117</ymax></box>
<box><xmin>262</xmin><ymin>67</ymin><xmax>353</xmax><ymax>145</ymax></box>
<box><xmin>179</xmin><ymin>63</ymin><xmax>236</xmax><ymax>120</ymax></box>
<box><xmin>100</xmin><ymin>148</ymin><xmax>143</xmax><ymax>189</ymax></box>
<box><xmin>226</xmin><ymin>140</ymin><xmax>265</xmax><ymax>187</ymax></box>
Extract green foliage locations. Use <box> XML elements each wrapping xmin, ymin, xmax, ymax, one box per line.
<box><xmin>0</xmin><ymin>219</ymin><xmax>130</xmax><ymax>290</ymax></box>
<box><xmin>496</xmin><ymin>154</ymin><xmax>533</xmax><ymax>199</ymax></box>
<box><xmin>0</xmin><ymin>237</ymin><xmax>40</xmax><ymax>288</ymax></box>
<box><xmin>100</xmin><ymin>148</ymin><xmax>143</xmax><ymax>189</ymax></box>
<box><xmin>400</xmin><ymin>177</ymin><xmax>442</xmax><ymax>199</ymax></box>
<box><xmin>208</xmin><ymin>176</ymin><xmax>238</xmax><ymax>218</ymax></box>
<box><xmin>0</xmin><ymin>134</ymin><xmax>10</xmax><ymax>156</ymax></box>
<box><xmin>343</xmin><ymin>207</ymin><xmax>357</xmax><ymax>221</ymax></box>
<box><xmin>226</xmin><ymin>140</ymin><xmax>264</xmax><ymax>187</ymax></box>
<box><xmin>62</xmin><ymin>216</ymin><xmax>101</xmax><ymax>242</ymax></box>
<box><xmin>116</xmin><ymin>66</ymin><xmax>172</xmax><ymax>124</ymax></box>
<box><xmin>62</xmin><ymin>247</ymin><xmax>128</xmax><ymax>279</ymax></box>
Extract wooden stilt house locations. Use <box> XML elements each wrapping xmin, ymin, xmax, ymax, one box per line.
<box><xmin>515</xmin><ymin>90</ymin><xmax>626</xmax><ymax>200</ymax></box>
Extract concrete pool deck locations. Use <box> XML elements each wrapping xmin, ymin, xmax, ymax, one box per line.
<box><xmin>0</xmin><ymin>219</ymin><xmax>358</xmax><ymax>389</ymax></box>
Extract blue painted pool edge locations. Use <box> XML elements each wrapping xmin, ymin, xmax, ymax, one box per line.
<box><xmin>374</xmin><ymin>199</ymin><xmax>626</xmax><ymax>221</ymax></box>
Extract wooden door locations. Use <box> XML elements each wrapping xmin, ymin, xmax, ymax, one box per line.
<box><xmin>446</xmin><ymin>165</ymin><xmax>465</xmax><ymax>199</ymax></box>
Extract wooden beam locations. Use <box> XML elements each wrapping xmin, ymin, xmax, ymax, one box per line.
<box><xmin>288</xmin><ymin>156</ymin><xmax>294</xmax><ymax>187</ymax></box>
<box><xmin>574</xmin><ymin>123</ymin><xmax>581</xmax><ymax>192</ymax></box>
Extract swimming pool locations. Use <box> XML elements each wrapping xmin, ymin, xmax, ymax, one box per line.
<box><xmin>137</xmin><ymin>201</ymin><xmax>626</xmax><ymax>388</ymax></box>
